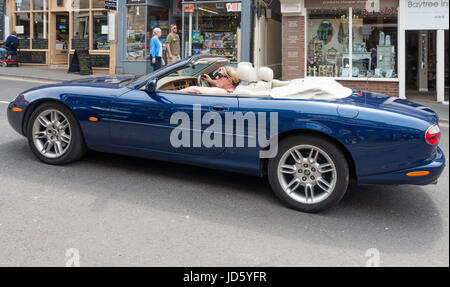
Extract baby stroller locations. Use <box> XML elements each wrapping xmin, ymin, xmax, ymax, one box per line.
<box><xmin>0</xmin><ymin>41</ymin><xmax>20</xmax><ymax>68</ymax></box>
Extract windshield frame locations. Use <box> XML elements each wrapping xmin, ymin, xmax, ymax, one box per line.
<box><xmin>126</xmin><ymin>55</ymin><xmax>229</xmax><ymax>90</ymax></box>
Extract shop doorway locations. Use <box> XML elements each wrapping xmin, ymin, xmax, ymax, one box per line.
<box><xmin>50</xmin><ymin>12</ymin><xmax>69</xmax><ymax>67</ymax></box>
<box><xmin>405</xmin><ymin>30</ymin><xmax>449</xmax><ymax>102</ymax></box>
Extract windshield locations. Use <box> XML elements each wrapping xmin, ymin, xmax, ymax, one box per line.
<box><xmin>124</xmin><ymin>56</ymin><xmax>229</xmax><ymax>87</ymax></box>
<box><xmin>166</xmin><ymin>63</ymin><xmax>210</xmax><ymax>77</ymax></box>
<box><xmin>125</xmin><ymin>69</ymin><xmax>160</xmax><ymax>87</ymax></box>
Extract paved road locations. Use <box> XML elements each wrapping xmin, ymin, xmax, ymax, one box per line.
<box><xmin>0</xmin><ymin>78</ymin><xmax>448</xmax><ymax>266</ymax></box>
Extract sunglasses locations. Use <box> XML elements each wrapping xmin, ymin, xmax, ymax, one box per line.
<box><xmin>216</xmin><ymin>72</ymin><xmax>229</xmax><ymax>79</ymax></box>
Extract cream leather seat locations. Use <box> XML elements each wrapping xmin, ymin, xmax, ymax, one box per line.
<box><xmin>233</xmin><ymin>63</ymin><xmax>273</xmax><ymax>97</ymax></box>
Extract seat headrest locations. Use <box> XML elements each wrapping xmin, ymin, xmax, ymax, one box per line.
<box><xmin>258</xmin><ymin>67</ymin><xmax>274</xmax><ymax>82</ymax></box>
<box><xmin>236</xmin><ymin>62</ymin><xmax>259</xmax><ymax>82</ymax></box>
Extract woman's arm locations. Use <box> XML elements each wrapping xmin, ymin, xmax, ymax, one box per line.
<box><xmin>179</xmin><ymin>86</ymin><xmax>229</xmax><ymax>95</ymax></box>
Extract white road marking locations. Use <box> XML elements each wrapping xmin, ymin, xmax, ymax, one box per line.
<box><xmin>0</xmin><ymin>76</ymin><xmax>58</xmax><ymax>84</ymax></box>
<box><xmin>0</xmin><ymin>101</ymin><xmax>11</xmax><ymax>104</ymax></box>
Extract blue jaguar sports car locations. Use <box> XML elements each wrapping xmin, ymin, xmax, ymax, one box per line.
<box><xmin>7</xmin><ymin>55</ymin><xmax>445</xmax><ymax>212</ymax></box>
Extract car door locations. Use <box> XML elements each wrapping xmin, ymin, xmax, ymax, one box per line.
<box><xmin>109</xmin><ymin>88</ymin><xmax>239</xmax><ymax>156</ymax></box>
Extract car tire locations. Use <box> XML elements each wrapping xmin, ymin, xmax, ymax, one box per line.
<box><xmin>26</xmin><ymin>102</ymin><xmax>87</xmax><ymax>165</ymax></box>
<box><xmin>268</xmin><ymin>135</ymin><xmax>349</xmax><ymax>213</ymax></box>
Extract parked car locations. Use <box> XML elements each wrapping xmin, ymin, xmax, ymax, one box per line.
<box><xmin>7</xmin><ymin>55</ymin><xmax>445</xmax><ymax>212</ymax></box>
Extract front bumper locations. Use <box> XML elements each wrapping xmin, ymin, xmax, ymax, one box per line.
<box><xmin>358</xmin><ymin>147</ymin><xmax>446</xmax><ymax>185</ymax></box>
<box><xmin>7</xmin><ymin>101</ymin><xmax>26</xmax><ymax>136</ymax></box>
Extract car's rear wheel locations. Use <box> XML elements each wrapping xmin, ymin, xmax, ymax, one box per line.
<box><xmin>268</xmin><ymin>135</ymin><xmax>349</xmax><ymax>212</ymax></box>
<box><xmin>27</xmin><ymin>102</ymin><xmax>86</xmax><ymax>164</ymax></box>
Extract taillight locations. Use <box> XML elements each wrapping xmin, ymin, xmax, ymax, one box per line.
<box><xmin>425</xmin><ymin>124</ymin><xmax>440</xmax><ymax>145</ymax></box>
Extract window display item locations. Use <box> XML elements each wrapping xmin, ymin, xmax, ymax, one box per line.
<box><xmin>319</xmin><ymin>65</ymin><xmax>334</xmax><ymax>77</ymax></box>
<box><xmin>379</xmin><ymin>31</ymin><xmax>385</xmax><ymax>45</ymax></box>
<box><xmin>377</xmin><ymin>45</ymin><xmax>395</xmax><ymax>77</ymax></box>
<box><xmin>338</xmin><ymin>22</ymin><xmax>345</xmax><ymax>44</ymax></box>
<box><xmin>308</xmin><ymin>38</ymin><xmax>323</xmax><ymax>58</ymax></box>
<box><xmin>325</xmin><ymin>47</ymin><xmax>338</xmax><ymax>64</ymax></box>
<box><xmin>317</xmin><ymin>21</ymin><xmax>333</xmax><ymax>45</ymax></box>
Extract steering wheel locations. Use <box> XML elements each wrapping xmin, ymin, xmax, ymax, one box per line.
<box><xmin>199</xmin><ymin>75</ymin><xmax>211</xmax><ymax>87</ymax></box>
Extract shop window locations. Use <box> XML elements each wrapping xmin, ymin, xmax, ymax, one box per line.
<box><xmin>147</xmin><ymin>6</ymin><xmax>169</xmax><ymax>60</ymax></box>
<box><xmin>32</xmin><ymin>12</ymin><xmax>48</xmax><ymax>49</ymax></box>
<box><xmin>73</xmin><ymin>0</ymin><xmax>90</xmax><ymax>10</ymax></box>
<box><xmin>182</xmin><ymin>2</ymin><xmax>242</xmax><ymax>62</ymax></box>
<box><xmin>15</xmin><ymin>13</ymin><xmax>31</xmax><ymax>49</ymax></box>
<box><xmin>126</xmin><ymin>6</ymin><xmax>146</xmax><ymax>60</ymax></box>
<box><xmin>73</xmin><ymin>11</ymin><xmax>90</xmax><ymax>50</ymax></box>
<box><xmin>307</xmin><ymin>9</ymin><xmax>349</xmax><ymax>77</ymax></box>
<box><xmin>16</xmin><ymin>0</ymin><xmax>30</xmax><ymax>11</ymax></box>
<box><xmin>93</xmin><ymin>11</ymin><xmax>109</xmax><ymax>50</ymax></box>
<box><xmin>33</xmin><ymin>0</ymin><xmax>49</xmax><ymax>10</ymax></box>
<box><xmin>93</xmin><ymin>0</ymin><xmax>106</xmax><ymax>9</ymax></box>
<box><xmin>307</xmin><ymin>7</ymin><xmax>398</xmax><ymax>79</ymax></box>
<box><xmin>352</xmin><ymin>8</ymin><xmax>398</xmax><ymax>78</ymax></box>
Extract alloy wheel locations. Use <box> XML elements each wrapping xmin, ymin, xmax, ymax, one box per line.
<box><xmin>32</xmin><ymin>109</ymin><xmax>72</xmax><ymax>159</ymax></box>
<box><xmin>277</xmin><ymin>145</ymin><xmax>337</xmax><ymax>204</ymax></box>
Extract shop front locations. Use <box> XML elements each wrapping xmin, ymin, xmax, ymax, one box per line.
<box><xmin>116</xmin><ymin>0</ymin><xmax>170</xmax><ymax>75</ymax></box>
<box><xmin>281</xmin><ymin>0</ymin><xmax>400</xmax><ymax>97</ymax></box>
<box><xmin>116</xmin><ymin>0</ymin><xmax>252</xmax><ymax>75</ymax></box>
<box><xmin>4</xmin><ymin>0</ymin><xmax>117</xmax><ymax>73</ymax></box>
<box><xmin>280</xmin><ymin>0</ymin><xmax>449</xmax><ymax>102</ymax></box>
<box><xmin>180</xmin><ymin>0</ymin><xmax>252</xmax><ymax>63</ymax></box>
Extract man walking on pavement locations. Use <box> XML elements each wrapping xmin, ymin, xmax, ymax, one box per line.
<box><xmin>166</xmin><ymin>24</ymin><xmax>181</xmax><ymax>65</ymax></box>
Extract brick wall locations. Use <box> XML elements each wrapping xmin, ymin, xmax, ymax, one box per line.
<box><xmin>282</xmin><ymin>15</ymin><xmax>305</xmax><ymax>80</ymax></box>
<box><xmin>337</xmin><ymin>80</ymin><xmax>399</xmax><ymax>97</ymax></box>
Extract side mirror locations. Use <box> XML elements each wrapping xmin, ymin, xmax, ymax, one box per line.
<box><xmin>145</xmin><ymin>79</ymin><xmax>157</xmax><ymax>93</ymax></box>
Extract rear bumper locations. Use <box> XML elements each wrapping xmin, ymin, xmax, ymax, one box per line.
<box><xmin>358</xmin><ymin>147</ymin><xmax>446</xmax><ymax>185</ymax></box>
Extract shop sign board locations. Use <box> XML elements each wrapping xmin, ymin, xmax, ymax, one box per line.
<box><xmin>68</xmin><ymin>50</ymin><xmax>93</xmax><ymax>76</ymax></box>
<box><xmin>16</xmin><ymin>25</ymin><xmax>24</xmax><ymax>34</ymax></box>
<box><xmin>226</xmin><ymin>3</ymin><xmax>242</xmax><ymax>12</ymax></box>
<box><xmin>126</xmin><ymin>0</ymin><xmax>146</xmax><ymax>4</ymax></box>
<box><xmin>184</xmin><ymin>4</ymin><xmax>195</xmax><ymax>13</ymax></box>
<box><xmin>105</xmin><ymin>0</ymin><xmax>117</xmax><ymax>10</ymax></box>
<box><xmin>0</xmin><ymin>0</ymin><xmax>4</xmax><ymax>41</ymax></box>
<box><xmin>108</xmin><ymin>13</ymin><xmax>116</xmax><ymax>41</ymax></box>
<box><xmin>404</xmin><ymin>0</ymin><xmax>449</xmax><ymax>30</ymax></box>
<box><xmin>304</xmin><ymin>0</ymin><xmax>398</xmax><ymax>9</ymax></box>
<box><xmin>18</xmin><ymin>51</ymin><xmax>46</xmax><ymax>64</ymax></box>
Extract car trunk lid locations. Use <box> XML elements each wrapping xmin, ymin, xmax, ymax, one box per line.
<box><xmin>343</xmin><ymin>90</ymin><xmax>439</xmax><ymax>124</ymax></box>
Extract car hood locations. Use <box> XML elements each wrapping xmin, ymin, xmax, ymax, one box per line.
<box><xmin>343</xmin><ymin>91</ymin><xmax>439</xmax><ymax>124</ymax></box>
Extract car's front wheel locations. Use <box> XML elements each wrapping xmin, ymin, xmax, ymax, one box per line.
<box><xmin>27</xmin><ymin>102</ymin><xmax>86</xmax><ymax>165</ymax></box>
<box><xmin>268</xmin><ymin>135</ymin><xmax>349</xmax><ymax>213</ymax></box>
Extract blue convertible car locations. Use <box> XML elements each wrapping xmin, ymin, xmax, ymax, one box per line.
<box><xmin>7</xmin><ymin>55</ymin><xmax>445</xmax><ymax>212</ymax></box>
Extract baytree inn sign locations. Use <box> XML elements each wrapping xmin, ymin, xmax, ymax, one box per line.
<box><xmin>404</xmin><ymin>0</ymin><xmax>449</xmax><ymax>30</ymax></box>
